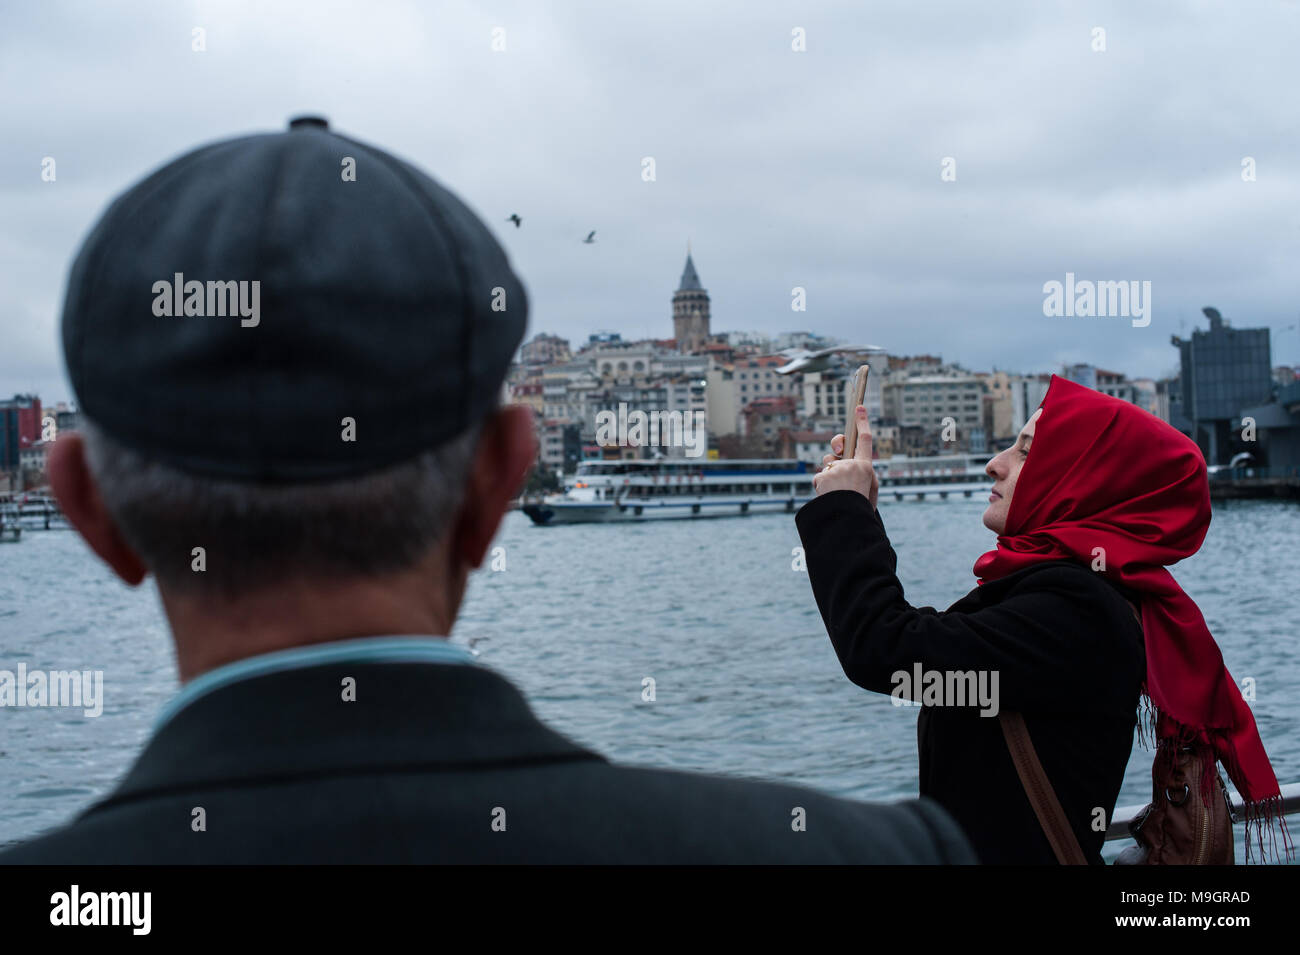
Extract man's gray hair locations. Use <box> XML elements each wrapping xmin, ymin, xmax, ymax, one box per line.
<box><xmin>80</xmin><ymin>417</ymin><xmax>484</xmax><ymax>595</ymax></box>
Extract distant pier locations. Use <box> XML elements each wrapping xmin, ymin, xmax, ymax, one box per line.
<box><xmin>1208</xmin><ymin>466</ymin><xmax>1300</xmax><ymax>500</ymax></box>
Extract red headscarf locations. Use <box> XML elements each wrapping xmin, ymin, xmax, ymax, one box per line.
<box><xmin>973</xmin><ymin>374</ymin><xmax>1291</xmax><ymax>862</ymax></box>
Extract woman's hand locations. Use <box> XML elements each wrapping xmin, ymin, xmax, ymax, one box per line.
<box><xmin>812</xmin><ymin>405</ymin><xmax>879</xmax><ymax>509</ymax></box>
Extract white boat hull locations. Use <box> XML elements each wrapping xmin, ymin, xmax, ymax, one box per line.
<box><xmin>524</xmin><ymin>494</ymin><xmax>812</xmax><ymax>525</ymax></box>
<box><xmin>523</xmin><ymin>454</ymin><xmax>993</xmax><ymax>526</ymax></box>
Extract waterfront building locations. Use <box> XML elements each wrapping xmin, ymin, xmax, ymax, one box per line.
<box><xmin>520</xmin><ymin>333</ymin><xmax>572</xmax><ymax>366</ymax></box>
<box><xmin>663</xmin><ymin>374</ymin><xmax>708</xmax><ymax>432</ymax></box>
<box><xmin>50</xmin><ymin>401</ymin><xmax>79</xmax><ymax>435</ymax></box>
<box><xmin>736</xmin><ymin>355</ymin><xmax>794</xmax><ymax>403</ymax></box>
<box><xmin>1170</xmin><ymin>306</ymin><xmax>1273</xmax><ymax>464</ymax></box>
<box><xmin>1129</xmin><ymin>378</ymin><xmax>1160</xmax><ymax>418</ymax></box>
<box><xmin>1060</xmin><ymin>364</ymin><xmax>1160</xmax><ymax>418</ymax></box>
<box><xmin>651</xmin><ymin>351</ymin><xmax>709</xmax><ymax>381</ymax></box>
<box><xmin>1235</xmin><ymin>380</ymin><xmax>1300</xmax><ymax>471</ymax></box>
<box><xmin>538</xmin><ymin>419</ymin><xmax>584</xmax><ymax>472</ymax></box>
<box><xmin>1010</xmin><ymin>373</ymin><xmax>1052</xmax><ymax>434</ymax></box>
<box><xmin>740</xmin><ymin>395</ymin><xmax>798</xmax><ymax>456</ymax></box>
<box><xmin>589</xmin><ymin>342</ymin><xmax>656</xmax><ymax>379</ymax></box>
<box><xmin>707</xmin><ymin>355</ymin><xmax>798</xmax><ymax>437</ymax></box>
<box><xmin>781</xmin><ymin>429</ymin><xmax>838</xmax><ymax>466</ymax></box>
<box><xmin>882</xmin><ymin>371</ymin><xmax>985</xmax><ymax>453</ymax></box>
<box><xmin>976</xmin><ymin>370</ymin><xmax>1016</xmax><ymax>447</ymax></box>
<box><xmin>1063</xmin><ymin>364</ymin><xmax>1138</xmax><ymax>404</ymax></box>
<box><xmin>799</xmin><ymin>368</ymin><xmax>852</xmax><ymax>434</ymax></box>
<box><xmin>540</xmin><ymin>362</ymin><xmax>601</xmax><ymax>421</ymax></box>
<box><xmin>705</xmin><ymin>361</ymin><xmax>741</xmax><ymax>437</ymax></box>
<box><xmin>18</xmin><ymin>441</ymin><xmax>49</xmax><ymax>478</ymax></box>
<box><xmin>0</xmin><ymin>394</ymin><xmax>42</xmax><ymax>473</ymax></box>
<box><xmin>509</xmin><ymin>381</ymin><xmax>544</xmax><ymax>416</ymax></box>
<box><xmin>722</xmin><ymin>330</ymin><xmax>772</xmax><ymax>351</ymax></box>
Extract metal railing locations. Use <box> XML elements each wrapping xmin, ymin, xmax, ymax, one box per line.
<box><xmin>1106</xmin><ymin>780</ymin><xmax>1300</xmax><ymax>842</ymax></box>
<box><xmin>1208</xmin><ymin>466</ymin><xmax>1300</xmax><ymax>482</ymax></box>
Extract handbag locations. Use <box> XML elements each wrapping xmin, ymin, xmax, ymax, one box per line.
<box><xmin>1114</xmin><ymin>742</ymin><xmax>1235</xmax><ymax>865</ymax></box>
<box><xmin>1000</xmin><ymin>597</ymin><xmax>1234</xmax><ymax>865</ymax></box>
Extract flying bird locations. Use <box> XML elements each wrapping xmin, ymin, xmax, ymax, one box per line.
<box><xmin>774</xmin><ymin>344</ymin><xmax>885</xmax><ymax>376</ymax></box>
<box><xmin>506</xmin><ymin>214</ymin><xmax>522</xmax><ymax>228</ymax></box>
<box><xmin>583</xmin><ymin>231</ymin><xmax>596</xmax><ymax>244</ymax></box>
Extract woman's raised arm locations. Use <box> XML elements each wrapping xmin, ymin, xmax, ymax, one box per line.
<box><xmin>795</xmin><ymin>489</ymin><xmax>1143</xmax><ymax>716</ymax></box>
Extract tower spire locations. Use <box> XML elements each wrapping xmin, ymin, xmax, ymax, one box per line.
<box><xmin>672</xmin><ymin>247</ymin><xmax>709</xmax><ymax>352</ymax></box>
<box><xmin>677</xmin><ymin>252</ymin><xmax>702</xmax><ymax>292</ymax></box>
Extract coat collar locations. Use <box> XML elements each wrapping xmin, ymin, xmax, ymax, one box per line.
<box><xmin>90</xmin><ymin>655</ymin><xmax>602</xmax><ymax>814</ymax></box>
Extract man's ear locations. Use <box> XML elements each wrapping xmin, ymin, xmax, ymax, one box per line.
<box><xmin>46</xmin><ymin>434</ymin><xmax>148</xmax><ymax>586</ymax></box>
<box><xmin>451</xmin><ymin>406</ymin><xmax>537</xmax><ymax>569</ymax></box>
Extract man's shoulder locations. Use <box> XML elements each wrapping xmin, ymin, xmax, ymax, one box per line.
<box><xmin>0</xmin><ymin>759</ymin><xmax>975</xmax><ymax>865</ymax></box>
<box><xmin>590</xmin><ymin>761</ymin><xmax>976</xmax><ymax>863</ymax></box>
<box><xmin>0</xmin><ymin>656</ymin><xmax>976</xmax><ymax>864</ymax></box>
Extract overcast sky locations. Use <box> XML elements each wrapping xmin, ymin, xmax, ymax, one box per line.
<box><xmin>3</xmin><ymin>0</ymin><xmax>1299</xmax><ymax>405</ymax></box>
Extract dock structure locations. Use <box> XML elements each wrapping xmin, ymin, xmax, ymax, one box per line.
<box><xmin>1208</xmin><ymin>466</ymin><xmax>1300</xmax><ymax>500</ymax></box>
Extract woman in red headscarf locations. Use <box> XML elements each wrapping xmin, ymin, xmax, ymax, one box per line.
<box><xmin>797</xmin><ymin>374</ymin><xmax>1289</xmax><ymax>864</ymax></box>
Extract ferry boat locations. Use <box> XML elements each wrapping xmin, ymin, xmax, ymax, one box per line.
<box><xmin>0</xmin><ymin>493</ymin><xmax>69</xmax><ymax>531</ymax></box>
<box><xmin>521</xmin><ymin>453</ymin><xmax>994</xmax><ymax>525</ymax></box>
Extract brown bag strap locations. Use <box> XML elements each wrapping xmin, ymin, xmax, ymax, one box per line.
<box><xmin>999</xmin><ymin>711</ymin><xmax>1088</xmax><ymax>865</ymax></box>
<box><xmin>1125</xmin><ymin>597</ymin><xmax>1141</xmax><ymax>625</ymax></box>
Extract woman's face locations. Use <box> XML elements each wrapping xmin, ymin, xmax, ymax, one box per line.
<box><xmin>983</xmin><ymin>408</ymin><xmax>1042</xmax><ymax>534</ymax></box>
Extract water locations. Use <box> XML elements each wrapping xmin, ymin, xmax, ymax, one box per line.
<box><xmin>3</xmin><ymin>498</ymin><xmax>1298</xmax><ymax>862</ymax></box>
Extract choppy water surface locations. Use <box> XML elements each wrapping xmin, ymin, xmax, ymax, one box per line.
<box><xmin>3</xmin><ymin>497</ymin><xmax>1298</xmax><ymax>862</ymax></box>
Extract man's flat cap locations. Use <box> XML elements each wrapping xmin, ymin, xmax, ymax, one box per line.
<box><xmin>62</xmin><ymin>116</ymin><xmax>527</xmax><ymax>481</ymax></box>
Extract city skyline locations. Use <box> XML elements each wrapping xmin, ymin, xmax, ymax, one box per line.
<box><xmin>4</xmin><ymin>246</ymin><xmax>1295</xmax><ymax>414</ymax></box>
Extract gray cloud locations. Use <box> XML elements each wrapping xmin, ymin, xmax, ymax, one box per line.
<box><xmin>3</xmin><ymin>0</ymin><xmax>1299</xmax><ymax>404</ymax></box>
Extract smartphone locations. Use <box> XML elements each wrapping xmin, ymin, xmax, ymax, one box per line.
<box><xmin>841</xmin><ymin>364</ymin><xmax>870</xmax><ymax>459</ymax></box>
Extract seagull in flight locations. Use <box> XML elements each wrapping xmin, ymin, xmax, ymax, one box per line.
<box><xmin>583</xmin><ymin>231</ymin><xmax>596</xmax><ymax>244</ymax></box>
<box><xmin>774</xmin><ymin>344</ymin><xmax>885</xmax><ymax>376</ymax></box>
<box><xmin>506</xmin><ymin>214</ymin><xmax>522</xmax><ymax>228</ymax></box>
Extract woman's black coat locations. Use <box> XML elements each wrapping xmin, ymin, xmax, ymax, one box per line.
<box><xmin>796</xmin><ymin>490</ymin><xmax>1146</xmax><ymax>864</ymax></box>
